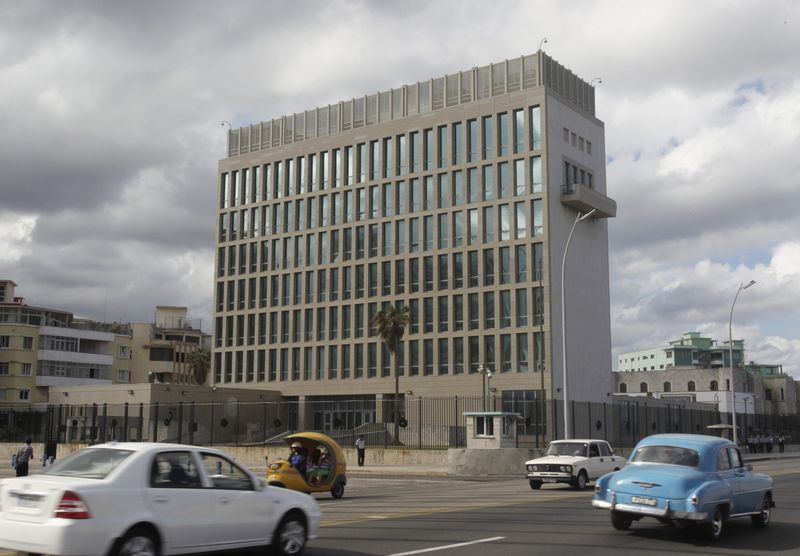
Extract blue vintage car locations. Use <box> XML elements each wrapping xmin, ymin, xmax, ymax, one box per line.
<box><xmin>592</xmin><ymin>434</ymin><xmax>774</xmax><ymax>540</ymax></box>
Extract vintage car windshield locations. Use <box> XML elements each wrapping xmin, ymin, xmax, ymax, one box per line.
<box><xmin>546</xmin><ymin>442</ymin><xmax>587</xmax><ymax>456</ymax></box>
<box><xmin>632</xmin><ymin>445</ymin><xmax>700</xmax><ymax>467</ymax></box>
<box><xmin>43</xmin><ymin>448</ymin><xmax>134</xmax><ymax>479</ymax></box>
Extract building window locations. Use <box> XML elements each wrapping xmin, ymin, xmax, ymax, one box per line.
<box><xmin>19</xmin><ymin>389</ymin><xmax>30</xmax><ymax>401</ymax></box>
<box><xmin>619</xmin><ymin>383</ymin><xmax>627</xmax><ymax>393</ymax></box>
<box><xmin>0</xmin><ymin>335</ymin><xmax>9</xmax><ymax>348</ymax></box>
<box><xmin>765</xmin><ymin>389</ymin><xmax>772</xmax><ymax>401</ymax></box>
<box><xmin>21</xmin><ymin>363</ymin><xmax>32</xmax><ymax>376</ymax></box>
<box><xmin>687</xmin><ymin>381</ymin><xmax>696</xmax><ymax>392</ymax></box>
<box><xmin>663</xmin><ymin>382</ymin><xmax>671</xmax><ymax>393</ymax></box>
<box><xmin>639</xmin><ymin>382</ymin><xmax>647</xmax><ymax>393</ymax></box>
<box><xmin>710</xmin><ymin>380</ymin><xmax>718</xmax><ymax>391</ymax></box>
<box><xmin>0</xmin><ymin>362</ymin><xmax>8</xmax><ymax>375</ymax></box>
<box><xmin>475</xmin><ymin>415</ymin><xmax>494</xmax><ymax>437</ymax></box>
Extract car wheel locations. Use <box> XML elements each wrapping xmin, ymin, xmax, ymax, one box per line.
<box><xmin>272</xmin><ymin>511</ymin><xmax>307</xmax><ymax>556</ymax></box>
<box><xmin>751</xmin><ymin>494</ymin><xmax>772</xmax><ymax>528</ymax></box>
<box><xmin>702</xmin><ymin>506</ymin><xmax>724</xmax><ymax>541</ymax></box>
<box><xmin>573</xmin><ymin>471</ymin><xmax>588</xmax><ymax>490</ymax></box>
<box><xmin>331</xmin><ymin>481</ymin><xmax>345</xmax><ymax>498</ymax></box>
<box><xmin>113</xmin><ymin>526</ymin><xmax>159</xmax><ymax>556</ymax></box>
<box><xmin>529</xmin><ymin>480</ymin><xmax>542</xmax><ymax>490</ymax></box>
<box><xmin>610</xmin><ymin>510</ymin><xmax>632</xmax><ymax>531</ymax></box>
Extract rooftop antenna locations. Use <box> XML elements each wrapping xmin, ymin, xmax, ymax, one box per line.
<box><xmin>538</xmin><ymin>37</ymin><xmax>548</xmax><ymax>51</ymax></box>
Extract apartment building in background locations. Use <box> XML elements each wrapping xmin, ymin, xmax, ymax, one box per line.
<box><xmin>0</xmin><ymin>279</ymin><xmax>131</xmax><ymax>408</ymax></box>
<box><xmin>214</xmin><ymin>51</ymin><xmax>617</xmax><ymax>418</ymax></box>
<box><xmin>0</xmin><ymin>280</ymin><xmax>211</xmax><ymax>409</ymax></box>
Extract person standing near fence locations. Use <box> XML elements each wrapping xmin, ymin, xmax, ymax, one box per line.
<box><xmin>778</xmin><ymin>434</ymin><xmax>785</xmax><ymax>453</ymax></box>
<box><xmin>355</xmin><ymin>435</ymin><xmax>366</xmax><ymax>467</ymax></box>
<box><xmin>15</xmin><ymin>438</ymin><xmax>34</xmax><ymax>477</ymax></box>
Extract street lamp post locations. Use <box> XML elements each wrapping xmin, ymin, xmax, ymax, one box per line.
<box><xmin>478</xmin><ymin>365</ymin><xmax>494</xmax><ymax>411</ymax></box>
<box><xmin>561</xmin><ymin>209</ymin><xmax>595</xmax><ymax>440</ymax></box>
<box><xmin>729</xmin><ymin>279</ymin><xmax>756</xmax><ymax>446</ymax></box>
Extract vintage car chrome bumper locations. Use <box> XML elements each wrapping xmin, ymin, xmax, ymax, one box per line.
<box><xmin>592</xmin><ymin>493</ymin><xmax>707</xmax><ymax>521</ymax></box>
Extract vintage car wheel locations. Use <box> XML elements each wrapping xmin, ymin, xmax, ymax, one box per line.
<box><xmin>702</xmin><ymin>506</ymin><xmax>724</xmax><ymax>541</ymax></box>
<box><xmin>751</xmin><ymin>494</ymin><xmax>772</xmax><ymax>528</ymax></box>
<box><xmin>113</xmin><ymin>526</ymin><xmax>159</xmax><ymax>556</ymax></box>
<box><xmin>573</xmin><ymin>471</ymin><xmax>588</xmax><ymax>490</ymax></box>
<box><xmin>331</xmin><ymin>481</ymin><xmax>345</xmax><ymax>498</ymax></box>
<box><xmin>273</xmin><ymin>511</ymin><xmax>307</xmax><ymax>556</ymax></box>
<box><xmin>610</xmin><ymin>510</ymin><xmax>633</xmax><ymax>530</ymax></box>
<box><xmin>529</xmin><ymin>480</ymin><xmax>542</xmax><ymax>490</ymax></box>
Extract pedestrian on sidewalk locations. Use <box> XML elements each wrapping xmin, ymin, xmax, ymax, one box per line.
<box><xmin>778</xmin><ymin>434</ymin><xmax>785</xmax><ymax>453</ymax></box>
<box><xmin>355</xmin><ymin>435</ymin><xmax>366</xmax><ymax>467</ymax></box>
<box><xmin>15</xmin><ymin>438</ymin><xmax>34</xmax><ymax>477</ymax></box>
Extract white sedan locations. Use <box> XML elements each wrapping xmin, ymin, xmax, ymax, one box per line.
<box><xmin>0</xmin><ymin>442</ymin><xmax>321</xmax><ymax>556</ymax></box>
<box><xmin>525</xmin><ymin>439</ymin><xmax>626</xmax><ymax>490</ymax></box>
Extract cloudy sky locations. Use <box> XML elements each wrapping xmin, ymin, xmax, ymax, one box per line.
<box><xmin>1</xmin><ymin>0</ymin><xmax>799</xmax><ymax>377</ymax></box>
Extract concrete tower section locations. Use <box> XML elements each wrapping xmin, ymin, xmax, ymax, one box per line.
<box><xmin>213</xmin><ymin>52</ymin><xmax>616</xmax><ymax>407</ymax></box>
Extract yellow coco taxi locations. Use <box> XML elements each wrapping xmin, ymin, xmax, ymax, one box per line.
<box><xmin>267</xmin><ymin>432</ymin><xmax>347</xmax><ymax>498</ymax></box>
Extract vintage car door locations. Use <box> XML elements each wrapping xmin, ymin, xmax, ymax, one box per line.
<box><xmin>714</xmin><ymin>447</ymin><xmax>743</xmax><ymax>512</ymax></box>
<box><xmin>729</xmin><ymin>446</ymin><xmax>759</xmax><ymax>512</ymax></box>
<box><xmin>597</xmin><ymin>441</ymin><xmax>620</xmax><ymax>476</ymax></box>
<box><xmin>586</xmin><ymin>442</ymin><xmax>603</xmax><ymax>478</ymax></box>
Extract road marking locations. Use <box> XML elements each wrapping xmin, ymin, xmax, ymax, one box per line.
<box><xmin>320</xmin><ymin>491</ymin><xmax>587</xmax><ymax>526</ymax></box>
<box><xmin>386</xmin><ymin>536</ymin><xmax>506</xmax><ymax>556</ymax></box>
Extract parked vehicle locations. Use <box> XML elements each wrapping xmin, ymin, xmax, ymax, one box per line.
<box><xmin>592</xmin><ymin>433</ymin><xmax>774</xmax><ymax>540</ymax></box>
<box><xmin>267</xmin><ymin>432</ymin><xmax>347</xmax><ymax>498</ymax></box>
<box><xmin>0</xmin><ymin>442</ymin><xmax>320</xmax><ymax>556</ymax></box>
<box><xmin>524</xmin><ymin>439</ymin><xmax>626</xmax><ymax>490</ymax></box>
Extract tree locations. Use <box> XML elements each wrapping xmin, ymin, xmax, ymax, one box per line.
<box><xmin>187</xmin><ymin>348</ymin><xmax>211</xmax><ymax>385</ymax></box>
<box><xmin>373</xmin><ymin>303</ymin><xmax>410</xmax><ymax>444</ymax></box>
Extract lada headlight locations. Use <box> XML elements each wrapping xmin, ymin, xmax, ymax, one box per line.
<box><xmin>559</xmin><ymin>465</ymin><xmax>572</xmax><ymax>473</ymax></box>
<box><xmin>531</xmin><ymin>465</ymin><xmax>539</xmax><ymax>472</ymax></box>
<box><xmin>268</xmin><ymin>463</ymin><xmax>281</xmax><ymax>471</ymax></box>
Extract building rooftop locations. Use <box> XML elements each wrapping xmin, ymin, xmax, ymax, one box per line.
<box><xmin>225</xmin><ymin>51</ymin><xmax>597</xmax><ymax>158</ymax></box>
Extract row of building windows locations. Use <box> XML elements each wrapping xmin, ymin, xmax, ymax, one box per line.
<box><xmin>218</xmin><ymin>158</ymin><xmax>544</xmax><ymax>244</ymax></box>
<box><xmin>0</xmin><ymin>361</ymin><xmax>32</xmax><ymax>376</ymax></box>
<box><xmin>0</xmin><ymin>389</ymin><xmax>31</xmax><ymax>401</ymax></box>
<box><xmin>0</xmin><ymin>335</ymin><xmax>34</xmax><ymax>349</ymax></box>
<box><xmin>217</xmin><ymin>204</ymin><xmax>545</xmax><ymax>277</ymax></box>
<box><xmin>216</xmin><ymin>243</ymin><xmax>545</xmax><ymax>312</ymax></box>
<box><xmin>220</xmin><ymin>107</ymin><xmax>542</xmax><ymax>209</ymax></box>
<box><xmin>37</xmin><ymin>361</ymin><xmax>112</xmax><ymax>380</ymax></box>
<box><xmin>213</xmin><ymin>331</ymin><xmax>545</xmax><ymax>384</ymax></box>
<box><xmin>215</xmin><ymin>287</ymin><xmax>545</xmax><ymax>348</ymax></box>
<box><xmin>562</xmin><ymin>127</ymin><xmax>593</xmax><ymax>154</ymax></box>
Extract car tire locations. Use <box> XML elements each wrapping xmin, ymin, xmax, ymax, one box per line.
<box><xmin>751</xmin><ymin>494</ymin><xmax>772</xmax><ymax>528</ymax></box>
<box><xmin>702</xmin><ymin>506</ymin><xmax>724</xmax><ymax>541</ymax></box>
<box><xmin>272</xmin><ymin>511</ymin><xmax>307</xmax><ymax>556</ymax></box>
<box><xmin>112</xmin><ymin>526</ymin><xmax>159</xmax><ymax>556</ymax></box>
<box><xmin>610</xmin><ymin>510</ymin><xmax>633</xmax><ymax>531</ymax></box>
<box><xmin>331</xmin><ymin>481</ymin><xmax>345</xmax><ymax>498</ymax></box>
<box><xmin>573</xmin><ymin>471</ymin><xmax>588</xmax><ymax>490</ymax></box>
<box><xmin>529</xmin><ymin>480</ymin><xmax>542</xmax><ymax>490</ymax></box>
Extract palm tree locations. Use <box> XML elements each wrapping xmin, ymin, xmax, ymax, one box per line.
<box><xmin>186</xmin><ymin>348</ymin><xmax>211</xmax><ymax>385</ymax></box>
<box><xmin>373</xmin><ymin>303</ymin><xmax>410</xmax><ymax>444</ymax></box>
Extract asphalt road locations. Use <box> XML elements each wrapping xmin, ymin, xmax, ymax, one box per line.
<box><xmin>307</xmin><ymin>459</ymin><xmax>800</xmax><ymax>556</ymax></box>
<box><xmin>1</xmin><ymin>459</ymin><xmax>797</xmax><ymax>555</ymax></box>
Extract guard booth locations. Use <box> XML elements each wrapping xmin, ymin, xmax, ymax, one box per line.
<box><xmin>463</xmin><ymin>411</ymin><xmax>521</xmax><ymax>449</ymax></box>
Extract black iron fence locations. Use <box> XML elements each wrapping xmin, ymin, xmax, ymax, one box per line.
<box><xmin>2</xmin><ymin>397</ymin><xmax>799</xmax><ymax>454</ymax></box>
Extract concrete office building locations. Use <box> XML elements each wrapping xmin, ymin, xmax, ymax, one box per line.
<box><xmin>617</xmin><ymin>331</ymin><xmax>747</xmax><ymax>373</ymax></box>
<box><xmin>214</xmin><ymin>52</ymin><xmax>616</xmax><ymax>418</ymax></box>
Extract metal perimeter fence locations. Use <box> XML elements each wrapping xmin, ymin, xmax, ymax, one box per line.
<box><xmin>2</xmin><ymin>397</ymin><xmax>799</xmax><ymax>458</ymax></box>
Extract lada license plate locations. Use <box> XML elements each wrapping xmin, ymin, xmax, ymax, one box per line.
<box><xmin>631</xmin><ymin>496</ymin><xmax>657</xmax><ymax>506</ymax></box>
<box><xmin>542</xmin><ymin>478</ymin><xmax>557</xmax><ymax>483</ymax></box>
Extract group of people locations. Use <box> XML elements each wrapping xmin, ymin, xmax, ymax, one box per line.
<box><xmin>746</xmin><ymin>432</ymin><xmax>786</xmax><ymax>454</ymax></box>
<box><xmin>289</xmin><ymin>442</ymin><xmax>332</xmax><ymax>486</ymax></box>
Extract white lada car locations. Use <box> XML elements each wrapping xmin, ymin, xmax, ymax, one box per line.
<box><xmin>525</xmin><ymin>439</ymin><xmax>626</xmax><ymax>490</ymax></box>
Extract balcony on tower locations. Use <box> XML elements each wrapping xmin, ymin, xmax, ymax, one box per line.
<box><xmin>561</xmin><ymin>182</ymin><xmax>617</xmax><ymax>219</ymax></box>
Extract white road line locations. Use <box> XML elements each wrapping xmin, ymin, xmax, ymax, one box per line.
<box><xmin>385</xmin><ymin>536</ymin><xmax>506</xmax><ymax>556</ymax></box>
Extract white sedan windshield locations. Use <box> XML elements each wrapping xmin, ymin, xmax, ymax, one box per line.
<box><xmin>632</xmin><ymin>445</ymin><xmax>700</xmax><ymax>467</ymax></box>
<box><xmin>43</xmin><ymin>448</ymin><xmax>133</xmax><ymax>479</ymax></box>
<box><xmin>546</xmin><ymin>442</ymin><xmax>587</xmax><ymax>456</ymax></box>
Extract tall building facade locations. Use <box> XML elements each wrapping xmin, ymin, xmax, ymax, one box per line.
<box><xmin>214</xmin><ymin>52</ymin><xmax>616</xmax><ymax>410</ymax></box>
